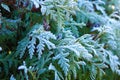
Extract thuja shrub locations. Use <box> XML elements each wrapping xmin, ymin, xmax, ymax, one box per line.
<box><xmin>0</xmin><ymin>0</ymin><xmax>120</xmax><ymax>80</ymax></box>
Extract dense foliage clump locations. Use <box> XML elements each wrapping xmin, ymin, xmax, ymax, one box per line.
<box><xmin>0</xmin><ymin>0</ymin><xmax>120</xmax><ymax>80</ymax></box>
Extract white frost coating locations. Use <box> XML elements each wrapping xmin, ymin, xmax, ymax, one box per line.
<box><xmin>0</xmin><ymin>47</ymin><xmax>2</xmax><ymax>51</ymax></box>
<box><xmin>18</xmin><ymin>61</ymin><xmax>28</xmax><ymax>73</ymax></box>
<box><xmin>31</xmin><ymin>0</ymin><xmax>40</xmax><ymax>8</ymax></box>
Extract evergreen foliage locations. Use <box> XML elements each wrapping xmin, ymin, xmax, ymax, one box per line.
<box><xmin>0</xmin><ymin>0</ymin><xmax>120</xmax><ymax>80</ymax></box>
